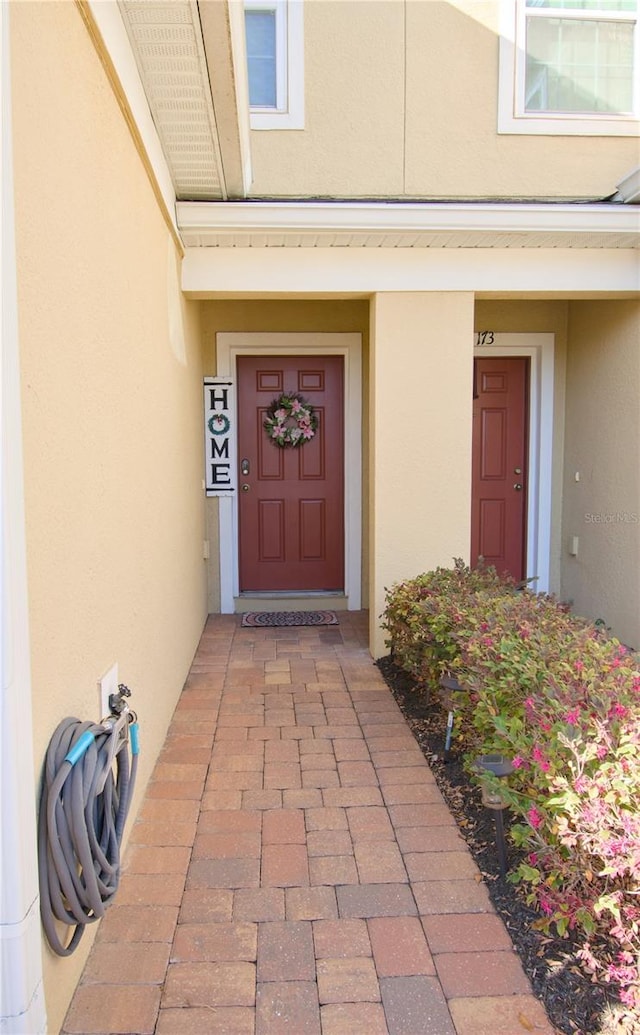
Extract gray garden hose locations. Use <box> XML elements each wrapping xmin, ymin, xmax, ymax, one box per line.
<box><xmin>37</xmin><ymin>698</ymin><xmax>139</xmax><ymax>956</ymax></box>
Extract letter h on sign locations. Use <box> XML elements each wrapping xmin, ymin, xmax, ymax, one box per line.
<box><xmin>203</xmin><ymin>378</ymin><xmax>236</xmax><ymax>496</ymax></box>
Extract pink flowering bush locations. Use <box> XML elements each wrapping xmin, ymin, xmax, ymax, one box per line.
<box><xmin>458</xmin><ymin>606</ymin><xmax>640</xmax><ymax>1019</ymax></box>
<box><xmin>381</xmin><ymin>559</ymin><xmax>515</xmax><ymax>690</ymax></box>
<box><xmin>382</xmin><ymin>566</ymin><xmax>640</xmax><ymax>1018</ymax></box>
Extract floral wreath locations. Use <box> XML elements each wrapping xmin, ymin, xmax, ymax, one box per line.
<box><xmin>264</xmin><ymin>392</ymin><xmax>318</xmax><ymax>448</ymax></box>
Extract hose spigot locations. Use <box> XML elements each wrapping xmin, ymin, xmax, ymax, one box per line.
<box><xmin>108</xmin><ymin>684</ymin><xmax>132</xmax><ymax>716</ymax></box>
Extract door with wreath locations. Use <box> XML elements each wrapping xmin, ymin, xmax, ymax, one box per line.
<box><xmin>237</xmin><ymin>355</ymin><xmax>344</xmax><ymax>592</ymax></box>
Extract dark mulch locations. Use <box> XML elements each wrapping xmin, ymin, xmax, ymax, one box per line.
<box><xmin>376</xmin><ymin>656</ymin><xmax>630</xmax><ymax>1035</ymax></box>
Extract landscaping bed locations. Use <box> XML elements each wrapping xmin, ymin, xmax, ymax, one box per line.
<box><xmin>379</xmin><ymin>560</ymin><xmax>640</xmax><ymax>1034</ymax></box>
<box><xmin>377</xmin><ymin>655</ymin><xmax>629</xmax><ymax>1035</ymax></box>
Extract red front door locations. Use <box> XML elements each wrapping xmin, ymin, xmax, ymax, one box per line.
<box><xmin>237</xmin><ymin>355</ymin><xmax>344</xmax><ymax>592</ymax></box>
<box><xmin>471</xmin><ymin>357</ymin><xmax>528</xmax><ymax>581</ymax></box>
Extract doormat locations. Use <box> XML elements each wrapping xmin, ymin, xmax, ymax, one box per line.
<box><xmin>241</xmin><ymin>610</ymin><xmax>339</xmax><ymax>628</ymax></box>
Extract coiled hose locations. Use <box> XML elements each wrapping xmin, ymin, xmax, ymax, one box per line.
<box><xmin>38</xmin><ymin>701</ymin><xmax>139</xmax><ymax>956</ymax></box>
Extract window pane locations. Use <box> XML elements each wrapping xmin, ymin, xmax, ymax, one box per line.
<box><xmin>525</xmin><ymin>16</ymin><xmax>635</xmax><ymax>111</ymax></box>
<box><xmin>526</xmin><ymin>1</ymin><xmax>637</xmax><ymax>11</ymax></box>
<box><xmin>245</xmin><ymin>9</ymin><xmax>277</xmax><ymax>108</ymax></box>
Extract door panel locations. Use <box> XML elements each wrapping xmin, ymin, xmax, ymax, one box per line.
<box><xmin>471</xmin><ymin>357</ymin><xmax>528</xmax><ymax>580</ymax></box>
<box><xmin>238</xmin><ymin>355</ymin><xmax>344</xmax><ymax>592</ymax></box>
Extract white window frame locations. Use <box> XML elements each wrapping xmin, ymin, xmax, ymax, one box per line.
<box><xmin>245</xmin><ymin>0</ymin><xmax>304</xmax><ymax>130</ymax></box>
<box><xmin>498</xmin><ymin>0</ymin><xmax>640</xmax><ymax>135</ymax></box>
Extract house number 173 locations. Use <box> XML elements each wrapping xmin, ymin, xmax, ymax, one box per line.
<box><xmin>476</xmin><ymin>331</ymin><xmax>495</xmax><ymax>345</ymax></box>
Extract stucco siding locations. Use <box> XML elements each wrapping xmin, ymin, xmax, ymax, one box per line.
<box><xmin>249</xmin><ymin>0</ymin><xmax>405</xmax><ymax>198</ymax></box>
<box><xmin>249</xmin><ymin>0</ymin><xmax>637</xmax><ymax>201</ymax></box>
<box><xmin>370</xmin><ymin>291</ymin><xmax>475</xmax><ymax>657</ymax></box>
<box><xmin>562</xmin><ymin>301</ymin><xmax>640</xmax><ymax>648</ymax></box>
<box><xmin>11</xmin><ymin>4</ymin><xmax>207</xmax><ymax>1027</ymax></box>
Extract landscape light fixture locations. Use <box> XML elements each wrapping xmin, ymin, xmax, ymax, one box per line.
<box><xmin>474</xmin><ymin>753</ymin><xmax>514</xmax><ymax>877</ymax></box>
<box><xmin>438</xmin><ymin>675</ymin><xmax>464</xmax><ymax>760</ymax></box>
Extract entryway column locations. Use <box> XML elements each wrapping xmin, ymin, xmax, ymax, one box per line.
<box><xmin>369</xmin><ymin>292</ymin><xmax>474</xmax><ymax>656</ymax></box>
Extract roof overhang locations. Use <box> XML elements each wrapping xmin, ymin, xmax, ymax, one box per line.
<box><xmin>116</xmin><ymin>0</ymin><xmax>252</xmax><ymax>199</ymax></box>
<box><xmin>177</xmin><ymin>200</ymin><xmax>640</xmax><ymax>250</ymax></box>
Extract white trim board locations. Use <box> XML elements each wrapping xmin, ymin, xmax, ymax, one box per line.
<box><xmin>179</xmin><ymin>199</ymin><xmax>639</xmax><ymax>237</ymax></box>
<box><xmin>215</xmin><ymin>333</ymin><xmax>362</xmax><ymax>613</ymax></box>
<box><xmin>474</xmin><ymin>333</ymin><xmax>555</xmax><ymax>593</ymax></box>
<box><xmin>183</xmin><ymin>248</ymin><xmax>639</xmax><ymax>297</ymax></box>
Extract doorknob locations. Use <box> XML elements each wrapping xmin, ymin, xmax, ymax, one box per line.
<box><xmin>241</xmin><ymin>458</ymin><xmax>250</xmax><ymax>476</ymax></box>
<box><xmin>514</xmin><ymin>483</ymin><xmax>522</xmax><ymax>491</ymax></box>
<box><xmin>241</xmin><ymin>483</ymin><xmax>250</xmax><ymax>493</ymax></box>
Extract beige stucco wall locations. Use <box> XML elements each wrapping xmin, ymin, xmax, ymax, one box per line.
<box><xmin>200</xmin><ymin>300</ymin><xmax>370</xmax><ymax>611</ymax></box>
<box><xmin>475</xmin><ymin>300</ymin><xmax>569</xmax><ymax>594</ymax></box>
<box><xmin>561</xmin><ymin>301</ymin><xmax>640</xmax><ymax>648</ymax></box>
<box><xmin>370</xmin><ymin>291</ymin><xmax>475</xmax><ymax>656</ymax></box>
<box><xmin>249</xmin><ymin>0</ymin><xmax>636</xmax><ymax>200</ymax></box>
<box><xmin>200</xmin><ymin>298</ymin><xmax>572</xmax><ymax>656</ymax></box>
<box><xmin>11</xmin><ymin>4</ymin><xmax>207</xmax><ymax>1029</ymax></box>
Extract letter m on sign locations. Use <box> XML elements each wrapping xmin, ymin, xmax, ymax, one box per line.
<box><xmin>204</xmin><ymin>377</ymin><xmax>236</xmax><ymax>496</ymax></box>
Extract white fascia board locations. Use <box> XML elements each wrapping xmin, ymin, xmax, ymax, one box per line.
<box><xmin>88</xmin><ymin>1</ymin><xmax>178</xmax><ymax>235</ymax></box>
<box><xmin>199</xmin><ymin>0</ymin><xmax>253</xmax><ymax>196</ymax></box>
<box><xmin>182</xmin><ymin>246</ymin><xmax>640</xmax><ymax>296</ymax></box>
<box><xmin>177</xmin><ymin>200</ymin><xmax>640</xmax><ymax>239</ymax></box>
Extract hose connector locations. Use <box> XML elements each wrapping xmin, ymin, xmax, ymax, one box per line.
<box><xmin>108</xmin><ymin>683</ymin><xmax>132</xmax><ymax>716</ymax></box>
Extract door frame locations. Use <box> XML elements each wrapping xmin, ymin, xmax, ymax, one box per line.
<box><xmin>473</xmin><ymin>333</ymin><xmax>555</xmax><ymax>592</ymax></box>
<box><xmin>216</xmin><ymin>333</ymin><xmax>362</xmax><ymax>612</ymax></box>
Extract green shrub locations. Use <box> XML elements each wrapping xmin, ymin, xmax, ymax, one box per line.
<box><xmin>381</xmin><ymin>558</ymin><xmax>516</xmax><ymax>689</ymax></box>
<box><xmin>455</xmin><ymin>611</ymin><xmax>640</xmax><ymax>1017</ymax></box>
<box><xmin>382</xmin><ymin>564</ymin><xmax>640</xmax><ymax>1017</ymax></box>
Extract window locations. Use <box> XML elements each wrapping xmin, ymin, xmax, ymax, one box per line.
<box><xmin>499</xmin><ymin>0</ymin><xmax>639</xmax><ymax>134</ymax></box>
<box><xmin>244</xmin><ymin>1</ymin><xmax>304</xmax><ymax>129</ymax></box>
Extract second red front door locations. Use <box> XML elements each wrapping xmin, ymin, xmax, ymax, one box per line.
<box><xmin>471</xmin><ymin>356</ymin><xmax>529</xmax><ymax>581</ymax></box>
<box><xmin>237</xmin><ymin>355</ymin><xmax>344</xmax><ymax>592</ymax></box>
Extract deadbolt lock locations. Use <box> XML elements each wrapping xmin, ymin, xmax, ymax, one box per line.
<box><xmin>241</xmin><ymin>483</ymin><xmax>250</xmax><ymax>492</ymax></box>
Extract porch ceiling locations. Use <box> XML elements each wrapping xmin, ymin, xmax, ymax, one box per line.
<box><xmin>177</xmin><ymin>200</ymin><xmax>640</xmax><ymax>250</ymax></box>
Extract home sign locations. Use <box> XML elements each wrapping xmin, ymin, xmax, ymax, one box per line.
<box><xmin>203</xmin><ymin>377</ymin><xmax>236</xmax><ymax>496</ymax></box>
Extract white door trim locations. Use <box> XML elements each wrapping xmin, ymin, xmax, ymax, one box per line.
<box><xmin>473</xmin><ymin>333</ymin><xmax>554</xmax><ymax>592</ymax></box>
<box><xmin>216</xmin><ymin>333</ymin><xmax>362</xmax><ymax>612</ymax></box>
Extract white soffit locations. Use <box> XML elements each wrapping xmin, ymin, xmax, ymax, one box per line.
<box><xmin>119</xmin><ymin>0</ymin><xmax>228</xmax><ymax>200</ymax></box>
<box><xmin>176</xmin><ymin>200</ymin><xmax>640</xmax><ymax>249</ymax></box>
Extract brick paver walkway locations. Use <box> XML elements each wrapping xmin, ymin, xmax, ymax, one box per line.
<box><xmin>62</xmin><ymin>612</ymin><xmax>556</xmax><ymax>1035</ymax></box>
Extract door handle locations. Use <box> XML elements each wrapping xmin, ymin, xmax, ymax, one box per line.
<box><xmin>241</xmin><ymin>458</ymin><xmax>250</xmax><ymax>476</ymax></box>
<box><xmin>514</xmin><ymin>483</ymin><xmax>523</xmax><ymax>491</ymax></box>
